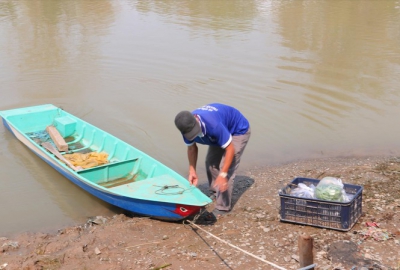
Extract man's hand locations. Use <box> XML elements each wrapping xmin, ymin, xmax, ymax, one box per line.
<box><xmin>188</xmin><ymin>171</ymin><xmax>198</xmax><ymax>186</ymax></box>
<box><xmin>214</xmin><ymin>175</ymin><xmax>228</xmax><ymax>192</ymax></box>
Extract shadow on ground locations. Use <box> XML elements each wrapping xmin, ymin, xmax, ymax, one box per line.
<box><xmin>191</xmin><ymin>174</ymin><xmax>255</xmax><ymax>225</ymax></box>
<box><xmin>197</xmin><ymin>174</ymin><xmax>255</xmax><ymax>209</ymax></box>
<box><xmin>328</xmin><ymin>241</ymin><xmax>382</xmax><ymax>268</ymax></box>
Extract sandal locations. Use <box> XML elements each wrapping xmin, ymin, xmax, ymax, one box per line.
<box><xmin>212</xmin><ymin>209</ymin><xmax>229</xmax><ymax>219</ymax></box>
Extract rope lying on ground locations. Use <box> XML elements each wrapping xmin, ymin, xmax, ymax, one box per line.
<box><xmin>185</xmin><ymin>220</ymin><xmax>287</xmax><ymax>270</ymax></box>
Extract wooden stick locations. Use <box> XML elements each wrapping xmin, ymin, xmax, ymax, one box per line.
<box><xmin>298</xmin><ymin>233</ymin><xmax>314</xmax><ymax>269</ymax></box>
<box><xmin>152</xmin><ymin>263</ymin><xmax>172</xmax><ymax>270</ymax></box>
<box><xmin>125</xmin><ymin>241</ymin><xmax>161</xmax><ymax>249</ymax></box>
<box><xmin>42</xmin><ymin>142</ymin><xmax>81</xmax><ymax>171</ymax></box>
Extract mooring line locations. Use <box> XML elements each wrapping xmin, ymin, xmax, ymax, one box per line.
<box><xmin>185</xmin><ymin>220</ymin><xmax>287</xmax><ymax>270</ymax></box>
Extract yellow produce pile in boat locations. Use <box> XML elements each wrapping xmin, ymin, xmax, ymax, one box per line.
<box><xmin>63</xmin><ymin>152</ymin><xmax>109</xmax><ymax>169</ymax></box>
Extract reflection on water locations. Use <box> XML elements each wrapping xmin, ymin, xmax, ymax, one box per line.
<box><xmin>0</xmin><ymin>0</ymin><xmax>115</xmax><ymax>104</ymax></box>
<box><xmin>3</xmin><ymin>0</ymin><xmax>114</xmax><ymax>69</ymax></box>
<box><xmin>134</xmin><ymin>0</ymin><xmax>260</xmax><ymax>33</ymax></box>
<box><xmin>277</xmin><ymin>0</ymin><xmax>400</xmax><ymax>101</ymax></box>
<box><xmin>0</xmin><ymin>0</ymin><xmax>400</xmax><ymax>234</ymax></box>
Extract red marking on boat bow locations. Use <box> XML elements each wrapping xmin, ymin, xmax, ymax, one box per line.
<box><xmin>172</xmin><ymin>204</ymin><xmax>202</xmax><ymax>217</ymax></box>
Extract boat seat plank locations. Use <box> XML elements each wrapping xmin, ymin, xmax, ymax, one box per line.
<box><xmin>76</xmin><ymin>157</ymin><xmax>138</xmax><ymax>172</ymax></box>
<box><xmin>98</xmin><ymin>175</ymin><xmax>136</xmax><ymax>188</ymax></box>
<box><xmin>77</xmin><ymin>158</ymin><xmax>140</xmax><ymax>186</ymax></box>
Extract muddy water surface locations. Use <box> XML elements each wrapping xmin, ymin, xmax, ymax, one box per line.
<box><xmin>0</xmin><ymin>0</ymin><xmax>399</xmax><ymax>234</ymax></box>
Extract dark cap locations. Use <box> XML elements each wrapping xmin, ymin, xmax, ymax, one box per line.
<box><xmin>174</xmin><ymin>111</ymin><xmax>201</xmax><ymax>141</ymax></box>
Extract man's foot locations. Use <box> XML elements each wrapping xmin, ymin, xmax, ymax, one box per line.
<box><xmin>212</xmin><ymin>209</ymin><xmax>230</xmax><ymax>219</ymax></box>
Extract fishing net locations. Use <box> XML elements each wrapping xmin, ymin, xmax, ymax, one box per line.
<box><xmin>63</xmin><ymin>152</ymin><xmax>109</xmax><ymax>169</ymax></box>
<box><xmin>27</xmin><ymin>131</ymin><xmax>52</xmax><ymax>144</ymax></box>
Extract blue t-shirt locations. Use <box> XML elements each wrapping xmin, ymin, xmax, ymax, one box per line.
<box><xmin>183</xmin><ymin>103</ymin><xmax>249</xmax><ymax>148</ymax></box>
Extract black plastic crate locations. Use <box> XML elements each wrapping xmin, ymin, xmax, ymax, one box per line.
<box><xmin>279</xmin><ymin>177</ymin><xmax>363</xmax><ymax>231</ymax></box>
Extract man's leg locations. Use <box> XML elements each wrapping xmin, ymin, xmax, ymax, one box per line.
<box><xmin>214</xmin><ymin>129</ymin><xmax>251</xmax><ymax>211</ymax></box>
<box><xmin>205</xmin><ymin>146</ymin><xmax>224</xmax><ymax>196</ymax></box>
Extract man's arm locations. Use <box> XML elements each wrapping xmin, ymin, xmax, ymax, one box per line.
<box><xmin>187</xmin><ymin>143</ymin><xmax>198</xmax><ymax>186</ymax></box>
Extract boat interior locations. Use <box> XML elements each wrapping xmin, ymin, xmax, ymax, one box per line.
<box><xmin>4</xmin><ymin>105</ymin><xmax>175</xmax><ymax>189</ymax></box>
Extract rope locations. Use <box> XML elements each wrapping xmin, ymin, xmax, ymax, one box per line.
<box><xmin>185</xmin><ymin>220</ymin><xmax>287</xmax><ymax>270</ymax></box>
<box><xmin>153</xmin><ymin>185</ymin><xmax>188</xmax><ymax>195</ymax></box>
<box><xmin>192</xmin><ymin>207</ymin><xmax>208</xmax><ymax>224</ymax></box>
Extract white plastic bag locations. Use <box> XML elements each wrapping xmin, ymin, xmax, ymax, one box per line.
<box><xmin>290</xmin><ymin>183</ymin><xmax>315</xmax><ymax>199</ymax></box>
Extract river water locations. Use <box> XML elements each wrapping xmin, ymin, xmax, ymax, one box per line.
<box><xmin>1</xmin><ymin>0</ymin><xmax>399</xmax><ymax>234</ymax></box>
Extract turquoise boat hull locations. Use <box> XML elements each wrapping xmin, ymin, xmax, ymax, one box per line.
<box><xmin>0</xmin><ymin>104</ymin><xmax>212</xmax><ymax>221</ymax></box>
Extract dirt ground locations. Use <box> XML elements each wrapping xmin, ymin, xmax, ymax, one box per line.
<box><xmin>1</xmin><ymin>155</ymin><xmax>399</xmax><ymax>270</ymax></box>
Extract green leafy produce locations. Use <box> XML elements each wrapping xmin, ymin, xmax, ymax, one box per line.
<box><xmin>315</xmin><ymin>184</ymin><xmax>344</xmax><ymax>201</ymax></box>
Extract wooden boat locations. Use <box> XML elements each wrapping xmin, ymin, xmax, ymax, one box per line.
<box><xmin>0</xmin><ymin>104</ymin><xmax>212</xmax><ymax>221</ymax></box>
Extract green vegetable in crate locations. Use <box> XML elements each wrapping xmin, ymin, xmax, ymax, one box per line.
<box><xmin>315</xmin><ymin>177</ymin><xmax>348</xmax><ymax>202</ymax></box>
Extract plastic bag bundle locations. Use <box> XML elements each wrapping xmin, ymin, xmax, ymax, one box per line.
<box><xmin>315</xmin><ymin>177</ymin><xmax>350</xmax><ymax>202</ymax></box>
<box><xmin>290</xmin><ymin>183</ymin><xmax>315</xmax><ymax>198</ymax></box>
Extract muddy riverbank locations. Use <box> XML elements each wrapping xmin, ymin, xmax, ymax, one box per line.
<box><xmin>1</xmin><ymin>155</ymin><xmax>399</xmax><ymax>269</ymax></box>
